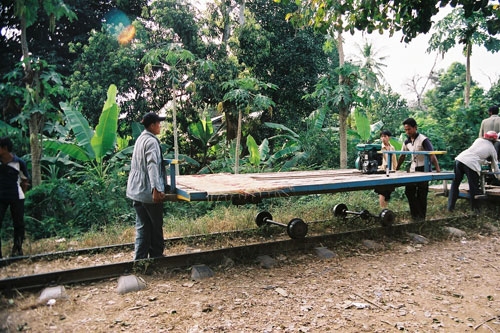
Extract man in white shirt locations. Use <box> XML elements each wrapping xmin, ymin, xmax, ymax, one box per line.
<box><xmin>448</xmin><ymin>131</ymin><xmax>500</xmax><ymax>212</ymax></box>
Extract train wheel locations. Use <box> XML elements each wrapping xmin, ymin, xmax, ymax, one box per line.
<box><xmin>379</xmin><ymin>209</ymin><xmax>395</xmax><ymax>227</ymax></box>
<box><xmin>287</xmin><ymin>218</ymin><xmax>308</xmax><ymax>239</ymax></box>
<box><xmin>255</xmin><ymin>211</ymin><xmax>272</xmax><ymax>227</ymax></box>
<box><xmin>333</xmin><ymin>203</ymin><xmax>348</xmax><ymax>217</ymax></box>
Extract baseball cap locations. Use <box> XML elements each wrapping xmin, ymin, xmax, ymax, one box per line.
<box><xmin>484</xmin><ymin>131</ymin><xmax>498</xmax><ymax>141</ymax></box>
<box><xmin>141</xmin><ymin>112</ymin><xmax>166</xmax><ymax>128</ymax></box>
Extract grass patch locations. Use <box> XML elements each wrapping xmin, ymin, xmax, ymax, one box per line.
<box><xmin>2</xmin><ymin>190</ymin><xmax>498</xmax><ymax>257</ymax></box>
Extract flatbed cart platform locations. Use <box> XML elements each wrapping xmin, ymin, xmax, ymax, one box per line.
<box><xmin>166</xmin><ymin>169</ymin><xmax>455</xmax><ymax>203</ymax></box>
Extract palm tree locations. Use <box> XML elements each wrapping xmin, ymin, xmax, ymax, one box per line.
<box><xmin>428</xmin><ymin>8</ymin><xmax>500</xmax><ymax>107</ymax></box>
<box><xmin>352</xmin><ymin>40</ymin><xmax>388</xmax><ymax>89</ymax></box>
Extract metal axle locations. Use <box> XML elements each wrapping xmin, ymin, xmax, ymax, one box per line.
<box><xmin>255</xmin><ymin>211</ymin><xmax>308</xmax><ymax>239</ymax></box>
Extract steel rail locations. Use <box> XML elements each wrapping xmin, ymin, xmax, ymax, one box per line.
<box><xmin>0</xmin><ymin>217</ymin><xmax>338</xmax><ymax>267</ymax></box>
<box><xmin>0</xmin><ymin>216</ymin><xmax>462</xmax><ymax>292</ymax></box>
<box><xmin>0</xmin><ymin>228</ymin><xmax>267</xmax><ymax>267</ymax></box>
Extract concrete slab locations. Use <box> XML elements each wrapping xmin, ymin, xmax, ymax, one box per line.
<box><xmin>117</xmin><ymin>275</ymin><xmax>146</xmax><ymax>294</ymax></box>
<box><xmin>191</xmin><ymin>264</ymin><xmax>214</xmax><ymax>280</ymax></box>
<box><xmin>257</xmin><ymin>255</ymin><xmax>277</xmax><ymax>269</ymax></box>
<box><xmin>39</xmin><ymin>286</ymin><xmax>68</xmax><ymax>303</ymax></box>
<box><xmin>314</xmin><ymin>247</ymin><xmax>336</xmax><ymax>259</ymax></box>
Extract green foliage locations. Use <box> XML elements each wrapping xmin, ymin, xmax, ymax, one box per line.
<box><xmin>428</xmin><ymin>7</ymin><xmax>500</xmax><ymax>55</ymax></box>
<box><xmin>368</xmin><ymin>88</ymin><xmax>411</xmax><ymax>135</ymax></box>
<box><xmin>14</xmin><ymin>0</ymin><xmax>77</xmax><ymax>31</ymax></box>
<box><xmin>354</xmin><ymin>110</ymin><xmax>371</xmax><ymax>142</ymax></box>
<box><xmin>24</xmin><ymin>174</ymin><xmax>131</xmax><ymax>239</ymax></box>
<box><xmin>487</xmin><ymin>78</ymin><xmax>500</xmax><ymax>105</ymax></box>
<box><xmin>68</xmin><ymin>26</ymin><xmax>146</xmax><ymax>126</ymax></box>
<box><xmin>2</xmin><ymin>60</ymin><xmax>67</xmax><ymax>126</ymax></box>
<box><xmin>246</xmin><ymin>135</ymin><xmax>261</xmax><ymax>167</ymax></box>
<box><xmin>417</xmin><ymin>62</ymin><xmax>490</xmax><ymax>169</ymax></box>
<box><xmin>423</xmin><ymin>63</ymin><xmax>469</xmax><ymax>120</ymax></box>
<box><xmin>264</xmin><ymin>108</ymin><xmax>339</xmax><ymax>169</ymax></box>
<box><xmin>232</xmin><ymin>0</ymin><xmax>332</xmax><ymax>128</ymax></box>
<box><xmin>44</xmin><ymin>84</ymin><xmax>121</xmax><ymax>178</ymax></box>
<box><xmin>280</xmin><ymin>0</ymin><xmax>500</xmax><ymax>42</ymax></box>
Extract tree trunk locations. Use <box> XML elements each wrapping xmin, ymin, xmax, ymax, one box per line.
<box><xmin>239</xmin><ymin>0</ymin><xmax>245</xmax><ymax>25</ymax></box>
<box><xmin>20</xmin><ymin>15</ymin><xmax>31</xmax><ymax>73</ymax></box>
<box><xmin>225</xmin><ymin>110</ymin><xmax>237</xmax><ymax>141</ymax></box>
<box><xmin>337</xmin><ymin>31</ymin><xmax>348</xmax><ymax>169</ymax></box>
<box><xmin>172</xmin><ymin>88</ymin><xmax>179</xmax><ymax>176</ymax></box>
<box><xmin>222</xmin><ymin>0</ymin><xmax>232</xmax><ymax>45</ymax></box>
<box><xmin>465</xmin><ymin>42</ymin><xmax>471</xmax><ymax>108</ymax></box>
<box><xmin>21</xmin><ymin>13</ymin><xmax>43</xmax><ymax>186</ymax></box>
<box><xmin>29</xmin><ymin>112</ymin><xmax>43</xmax><ymax>187</ymax></box>
<box><xmin>234</xmin><ymin>109</ymin><xmax>242</xmax><ymax>174</ymax></box>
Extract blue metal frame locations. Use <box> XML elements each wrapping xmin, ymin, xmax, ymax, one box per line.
<box><xmin>165</xmin><ymin>159</ymin><xmax>177</xmax><ymax>194</ymax></box>
<box><xmin>384</xmin><ymin>151</ymin><xmax>443</xmax><ymax>173</ymax></box>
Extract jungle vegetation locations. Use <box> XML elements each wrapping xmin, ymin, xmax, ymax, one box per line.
<box><xmin>0</xmin><ymin>0</ymin><xmax>499</xmax><ymax>248</ymax></box>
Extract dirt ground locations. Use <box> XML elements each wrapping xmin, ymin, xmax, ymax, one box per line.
<box><xmin>1</xmin><ymin>233</ymin><xmax>500</xmax><ymax>333</ymax></box>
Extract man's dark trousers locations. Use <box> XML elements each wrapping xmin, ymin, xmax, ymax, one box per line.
<box><xmin>133</xmin><ymin>201</ymin><xmax>164</xmax><ymax>260</ymax></box>
<box><xmin>405</xmin><ymin>166</ymin><xmax>429</xmax><ymax>220</ymax></box>
<box><xmin>447</xmin><ymin>160</ymin><xmax>481</xmax><ymax>212</ymax></box>
<box><xmin>0</xmin><ymin>199</ymin><xmax>25</xmax><ymax>258</ymax></box>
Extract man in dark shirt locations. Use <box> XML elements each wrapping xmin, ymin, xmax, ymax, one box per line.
<box><xmin>0</xmin><ymin>137</ymin><xmax>29</xmax><ymax>258</ymax></box>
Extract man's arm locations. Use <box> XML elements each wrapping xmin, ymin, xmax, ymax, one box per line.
<box><xmin>396</xmin><ymin>155</ymin><xmax>405</xmax><ymax>170</ymax></box>
<box><xmin>430</xmin><ymin>155</ymin><xmax>440</xmax><ymax>173</ymax></box>
<box><xmin>144</xmin><ymin>138</ymin><xmax>165</xmax><ymax>202</ymax></box>
<box><xmin>422</xmin><ymin>138</ymin><xmax>440</xmax><ymax>172</ymax></box>
<box><xmin>18</xmin><ymin>158</ymin><xmax>30</xmax><ymax>193</ymax></box>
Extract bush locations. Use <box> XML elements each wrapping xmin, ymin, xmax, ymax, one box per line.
<box><xmin>24</xmin><ymin>173</ymin><xmax>131</xmax><ymax>239</ymax></box>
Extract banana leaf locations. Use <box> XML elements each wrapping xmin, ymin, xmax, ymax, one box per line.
<box><xmin>354</xmin><ymin>110</ymin><xmax>370</xmax><ymax>142</ymax></box>
<box><xmin>246</xmin><ymin>135</ymin><xmax>260</xmax><ymax>167</ymax></box>
<box><xmin>264</xmin><ymin>122</ymin><xmax>299</xmax><ymax>138</ymax></box>
<box><xmin>91</xmin><ymin>84</ymin><xmax>119</xmax><ymax>163</ymax></box>
<box><xmin>60</xmin><ymin>102</ymin><xmax>94</xmax><ymax>158</ymax></box>
<box><xmin>44</xmin><ymin>139</ymin><xmax>92</xmax><ymax>162</ymax></box>
<box><xmin>268</xmin><ymin>145</ymin><xmax>301</xmax><ymax>164</ymax></box>
<box><xmin>132</xmin><ymin>122</ymin><xmax>143</xmax><ymax>140</ymax></box>
<box><xmin>259</xmin><ymin>138</ymin><xmax>270</xmax><ymax>161</ymax></box>
<box><xmin>282</xmin><ymin>151</ymin><xmax>310</xmax><ymax>170</ymax></box>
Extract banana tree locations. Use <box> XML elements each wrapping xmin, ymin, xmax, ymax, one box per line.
<box><xmin>44</xmin><ymin>85</ymin><xmax>121</xmax><ymax>179</ymax></box>
<box><xmin>349</xmin><ymin>110</ymin><xmax>384</xmax><ymax>142</ymax></box>
<box><xmin>221</xmin><ymin>77</ymin><xmax>277</xmax><ymax>174</ymax></box>
<box><xmin>264</xmin><ymin>108</ymin><xmax>327</xmax><ymax>170</ymax></box>
<box><xmin>189</xmin><ymin>114</ymin><xmax>222</xmax><ymax>168</ymax></box>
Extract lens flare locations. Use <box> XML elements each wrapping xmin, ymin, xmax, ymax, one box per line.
<box><xmin>118</xmin><ymin>25</ymin><xmax>136</xmax><ymax>45</ymax></box>
<box><xmin>103</xmin><ymin>9</ymin><xmax>135</xmax><ymax>45</ymax></box>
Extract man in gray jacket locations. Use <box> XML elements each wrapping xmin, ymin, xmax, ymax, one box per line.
<box><xmin>479</xmin><ymin>105</ymin><xmax>500</xmax><ymax>138</ymax></box>
<box><xmin>127</xmin><ymin>112</ymin><xmax>167</xmax><ymax>260</ymax></box>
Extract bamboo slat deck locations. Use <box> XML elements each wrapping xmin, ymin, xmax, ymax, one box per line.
<box><xmin>168</xmin><ymin>169</ymin><xmax>455</xmax><ymax>202</ymax></box>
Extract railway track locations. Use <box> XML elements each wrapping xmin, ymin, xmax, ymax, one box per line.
<box><xmin>0</xmin><ymin>228</ymin><xmax>265</xmax><ymax>267</ymax></box>
<box><xmin>0</xmin><ymin>216</ymin><xmax>464</xmax><ymax>292</ymax></box>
